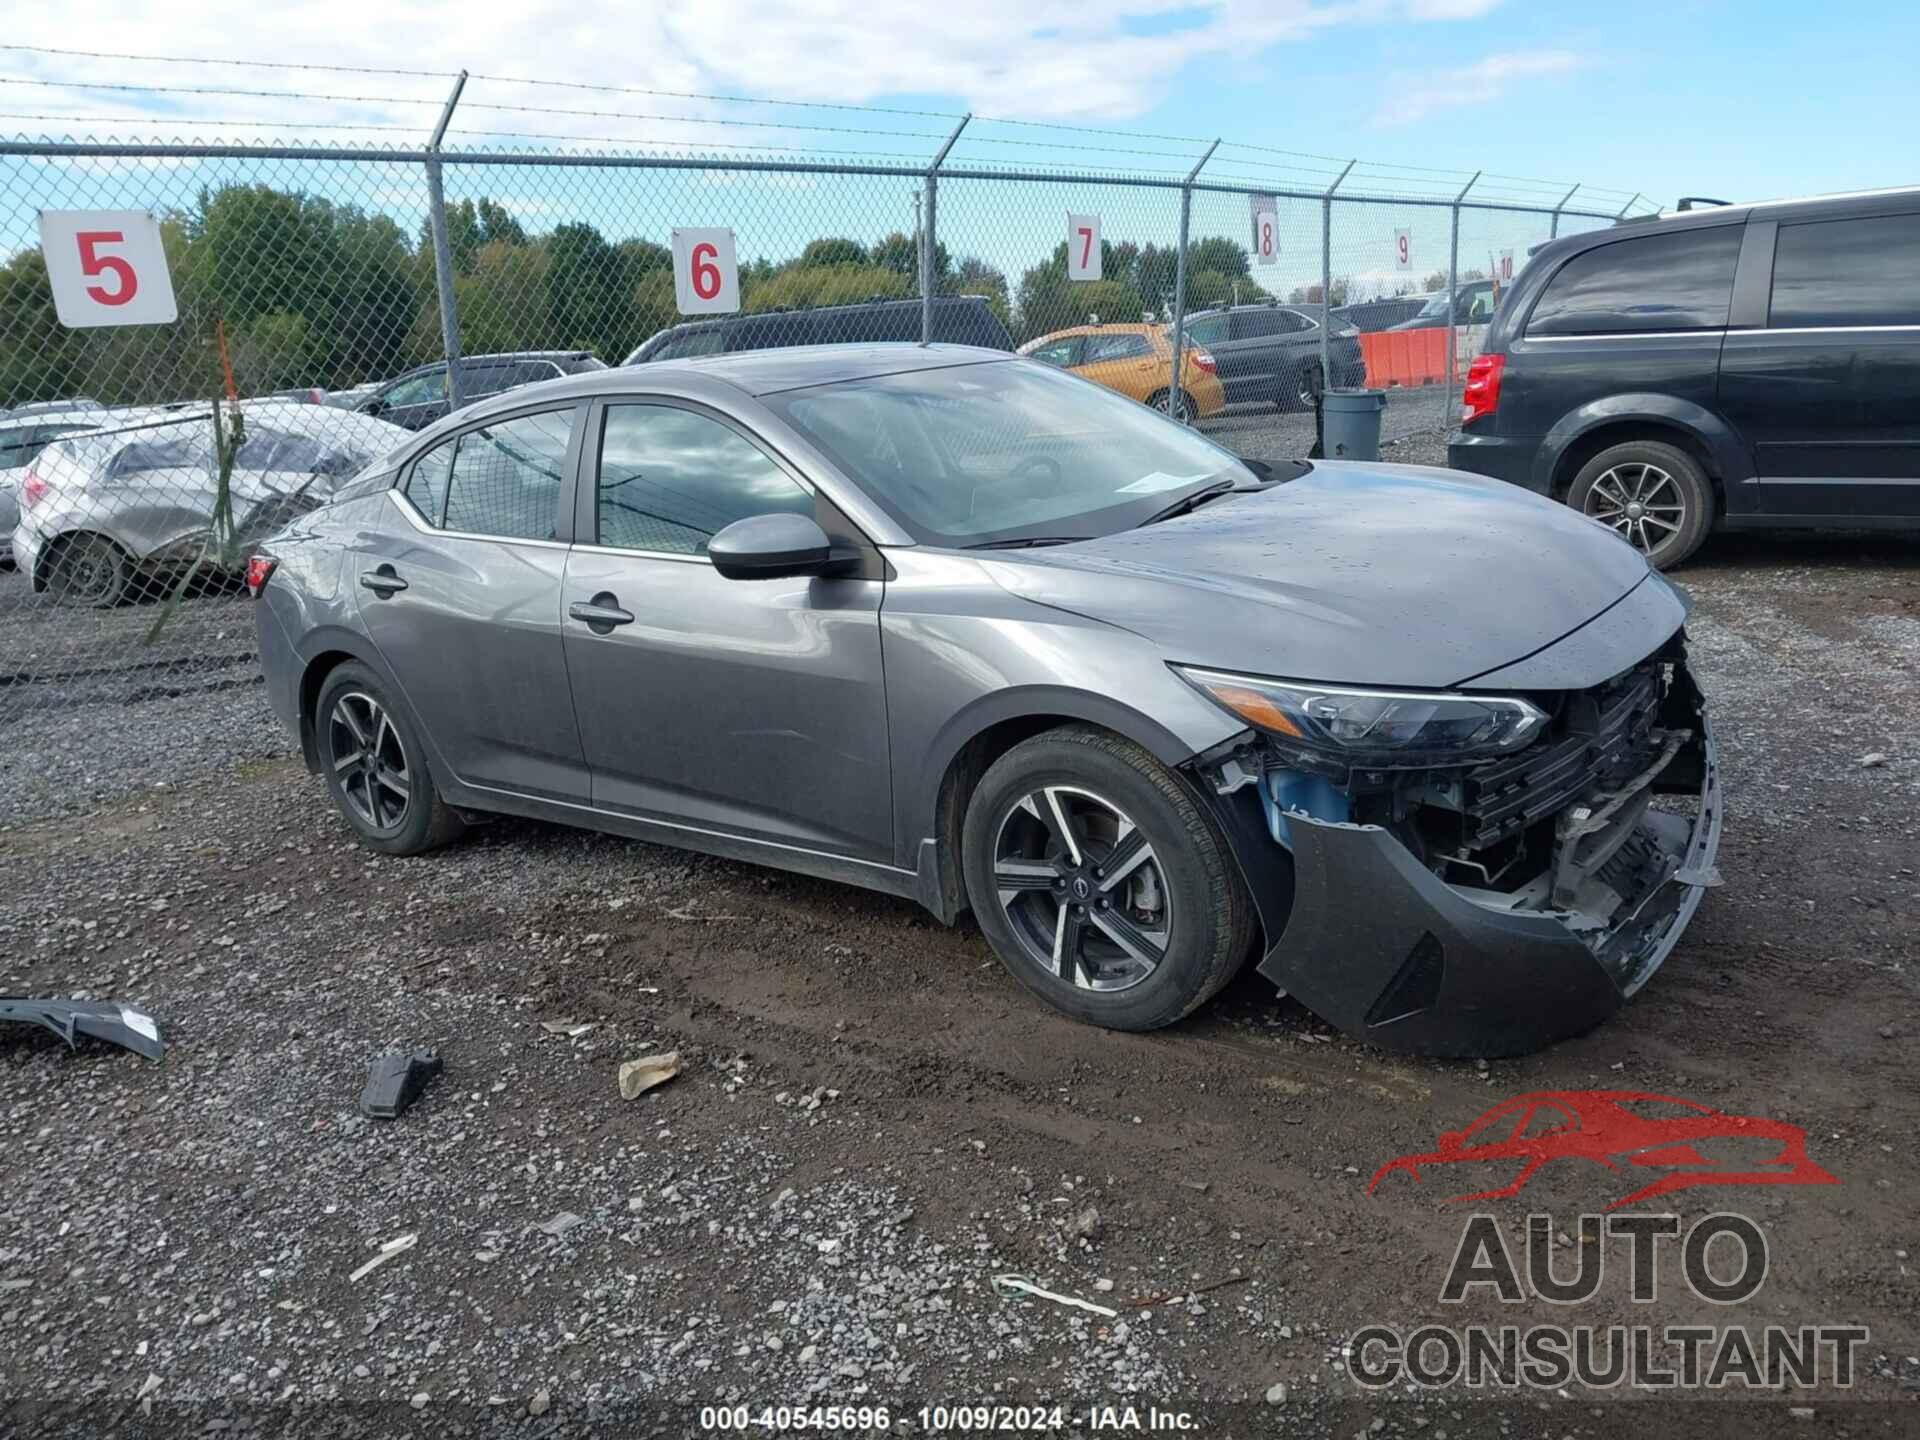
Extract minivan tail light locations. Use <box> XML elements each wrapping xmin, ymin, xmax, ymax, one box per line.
<box><xmin>244</xmin><ymin>554</ymin><xmax>277</xmax><ymax>598</ymax></box>
<box><xmin>19</xmin><ymin>468</ymin><xmax>48</xmax><ymax>509</ymax></box>
<box><xmin>1461</xmin><ymin>352</ymin><xmax>1505</xmax><ymax>425</ymax></box>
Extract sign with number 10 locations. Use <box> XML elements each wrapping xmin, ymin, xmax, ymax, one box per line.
<box><xmin>1066</xmin><ymin>214</ymin><xmax>1102</xmax><ymax>282</ymax></box>
<box><xmin>39</xmin><ymin>210</ymin><xmax>178</xmax><ymax>328</ymax></box>
<box><xmin>671</xmin><ymin>227</ymin><xmax>741</xmax><ymax>315</ymax></box>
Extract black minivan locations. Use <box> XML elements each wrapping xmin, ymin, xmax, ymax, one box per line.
<box><xmin>624</xmin><ymin>295</ymin><xmax>1012</xmax><ymax>365</ymax></box>
<box><xmin>1448</xmin><ymin>186</ymin><xmax>1920</xmax><ymax>567</ymax></box>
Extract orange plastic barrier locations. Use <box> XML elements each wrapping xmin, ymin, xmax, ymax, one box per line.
<box><xmin>1359</xmin><ymin>328</ymin><xmax>1449</xmax><ymax>389</ymax></box>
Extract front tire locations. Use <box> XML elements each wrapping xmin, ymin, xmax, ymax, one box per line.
<box><xmin>314</xmin><ymin>661</ymin><xmax>464</xmax><ymax>856</ymax></box>
<box><xmin>1279</xmin><ymin>361</ymin><xmax>1322</xmax><ymax>412</ymax></box>
<box><xmin>1566</xmin><ymin>440</ymin><xmax>1713</xmax><ymax>569</ymax></box>
<box><xmin>961</xmin><ymin>725</ymin><xmax>1254</xmax><ymax>1031</ymax></box>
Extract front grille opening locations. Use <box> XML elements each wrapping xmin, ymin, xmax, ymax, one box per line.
<box><xmin>1366</xmin><ymin>931</ymin><xmax>1445</xmax><ymax>1027</ymax></box>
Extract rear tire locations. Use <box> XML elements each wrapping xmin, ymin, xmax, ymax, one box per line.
<box><xmin>1566</xmin><ymin>440</ymin><xmax>1713</xmax><ymax>569</ymax></box>
<box><xmin>45</xmin><ymin>533</ymin><xmax>131</xmax><ymax>608</ymax></box>
<box><xmin>314</xmin><ymin>661</ymin><xmax>464</xmax><ymax>856</ymax></box>
<box><xmin>961</xmin><ymin>724</ymin><xmax>1253</xmax><ymax>1032</ymax></box>
<box><xmin>1279</xmin><ymin>362</ymin><xmax>1322</xmax><ymax>412</ymax></box>
<box><xmin>1147</xmin><ymin>388</ymin><xmax>1195</xmax><ymax>424</ymax></box>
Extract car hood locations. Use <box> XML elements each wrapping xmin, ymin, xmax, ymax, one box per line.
<box><xmin>979</xmin><ymin>463</ymin><xmax>1671</xmax><ymax>690</ymax></box>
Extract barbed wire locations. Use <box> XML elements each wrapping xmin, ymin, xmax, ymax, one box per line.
<box><xmin>0</xmin><ymin>42</ymin><xmax>457</xmax><ymax>79</ymax></box>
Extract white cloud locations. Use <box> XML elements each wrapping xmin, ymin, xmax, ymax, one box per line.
<box><xmin>0</xmin><ymin>0</ymin><xmax>1519</xmax><ymax>142</ymax></box>
<box><xmin>1370</xmin><ymin>49</ymin><xmax>1585</xmax><ymax>127</ymax></box>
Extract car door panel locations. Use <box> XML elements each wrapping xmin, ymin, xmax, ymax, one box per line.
<box><xmin>560</xmin><ymin>400</ymin><xmax>893</xmax><ymax>861</ymax></box>
<box><xmin>563</xmin><ymin>550</ymin><xmax>891</xmax><ymax>857</ymax></box>
<box><xmin>1716</xmin><ymin>210</ymin><xmax>1920</xmax><ymax>518</ymax></box>
<box><xmin>350</xmin><ymin>405</ymin><xmax>591</xmax><ymax>802</ymax></box>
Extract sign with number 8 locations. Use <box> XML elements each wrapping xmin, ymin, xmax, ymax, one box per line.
<box><xmin>671</xmin><ymin>227</ymin><xmax>741</xmax><ymax>315</ymax></box>
<box><xmin>39</xmin><ymin>210</ymin><xmax>178</xmax><ymax>328</ymax></box>
<box><xmin>1250</xmin><ymin>196</ymin><xmax>1278</xmax><ymax>267</ymax></box>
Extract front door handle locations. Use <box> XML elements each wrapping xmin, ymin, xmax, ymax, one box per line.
<box><xmin>569</xmin><ymin>592</ymin><xmax>635</xmax><ymax>634</ymax></box>
<box><xmin>360</xmin><ymin>565</ymin><xmax>408</xmax><ymax>596</ymax></box>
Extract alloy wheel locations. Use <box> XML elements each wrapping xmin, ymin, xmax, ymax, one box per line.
<box><xmin>329</xmin><ymin>690</ymin><xmax>413</xmax><ymax>832</ymax></box>
<box><xmin>1156</xmin><ymin>391</ymin><xmax>1192</xmax><ymax>424</ymax></box>
<box><xmin>52</xmin><ymin>538</ymin><xmax>122</xmax><ymax>605</ymax></box>
<box><xmin>1585</xmin><ymin>462</ymin><xmax>1686</xmax><ymax>556</ymax></box>
<box><xmin>991</xmin><ymin>785</ymin><xmax>1171</xmax><ymax>993</ymax></box>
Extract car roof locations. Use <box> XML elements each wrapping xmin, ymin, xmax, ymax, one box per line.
<box><xmin>661</xmin><ymin>343</ymin><xmax>1011</xmax><ymax>396</ymax></box>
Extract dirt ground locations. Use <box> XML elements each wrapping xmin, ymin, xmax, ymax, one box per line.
<box><xmin>1</xmin><ymin>528</ymin><xmax>1916</xmax><ymax>1438</ymax></box>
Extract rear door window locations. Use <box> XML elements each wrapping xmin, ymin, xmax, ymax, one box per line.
<box><xmin>1526</xmin><ymin>226</ymin><xmax>1743</xmax><ymax>335</ymax></box>
<box><xmin>1230</xmin><ymin>311</ymin><xmax>1284</xmax><ymax>340</ymax></box>
<box><xmin>1769</xmin><ymin>212</ymin><xmax>1920</xmax><ymax>327</ymax></box>
<box><xmin>441</xmin><ymin>408</ymin><xmax>575</xmax><ymax>540</ymax></box>
<box><xmin>1083</xmin><ymin>333</ymin><xmax>1152</xmax><ymax>362</ymax></box>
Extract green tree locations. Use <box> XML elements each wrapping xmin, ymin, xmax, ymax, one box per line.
<box><xmin>799</xmin><ymin>237</ymin><xmax>869</xmax><ymax>268</ymax></box>
<box><xmin>1186</xmin><ymin>236</ymin><xmax>1251</xmax><ymax>279</ymax></box>
<box><xmin>1016</xmin><ymin>240</ymin><xmax>1144</xmax><ymax>340</ymax></box>
<box><xmin>548</xmin><ymin>222</ymin><xmax>627</xmax><ymax>357</ymax></box>
<box><xmin>744</xmin><ymin>263</ymin><xmax>911</xmax><ymax>313</ymax></box>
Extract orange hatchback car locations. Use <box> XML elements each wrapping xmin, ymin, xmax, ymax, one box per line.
<box><xmin>1017</xmin><ymin>324</ymin><xmax>1225</xmax><ymax>422</ymax></box>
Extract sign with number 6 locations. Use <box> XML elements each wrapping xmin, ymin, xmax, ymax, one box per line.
<box><xmin>1066</xmin><ymin>214</ymin><xmax>1101</xmax><ymax>282</ymax></box>
<box><xmin>671</xmin><ymin>227</ymin><xmax>741</xmax><ymax>315</ymax></box>
<box><xmin>39</xmin><ymin>210</ymin><xmax>178</xmax><ymax>328</ymax></box>
<box><xmin>1394</xmin><ymin>228</ymin><xmax>1413</xmax><ymax>273</ymax></box>
<box><xmin>1250</xmin><ymin>197</ymin><xmax>1279</xmax><ymax>267</ymax></box>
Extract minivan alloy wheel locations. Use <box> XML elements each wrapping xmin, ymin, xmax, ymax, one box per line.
<box><xmin>992</xmin><ymin>785</ymin><xmax>1170</xmax><ymax>992</ymax></box>
<box><xmin>328</xmin><ymin>690</ymin><xmax>412</xmax><ymax>831</ymax></box>
<box><xmin>1584</xmin><ymin>461</ymin><xmax>1686</xmax><ymax>555</ymax></box>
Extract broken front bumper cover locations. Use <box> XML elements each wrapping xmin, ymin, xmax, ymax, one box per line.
<box><xmin>1251</xmin><ymin>721</ymin><xmax>1722</xmax><ymax>1059</ymax></box>
<box><xmin>0</xmin><ymin>997</ymin><xmax>166</xmax><ymax>1060</ymax></box>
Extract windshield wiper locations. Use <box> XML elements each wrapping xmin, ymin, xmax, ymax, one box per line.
<box><xmin>1138</xmin><ymin>478</ymin><xmax>1239</xmax><ymax>528</ymax></box>
<box><xmin>965</xmin><ymin>536</ymin><xmax>1090</xmax><ymax>550</ymax></box>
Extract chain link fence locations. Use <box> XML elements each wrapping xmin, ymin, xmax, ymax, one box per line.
<box><xmin>0</xmin><ymin>125</ymin><xmax>1650</xmax><ymax>738</ymax></box>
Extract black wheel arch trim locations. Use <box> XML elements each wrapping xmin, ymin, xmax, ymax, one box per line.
<box><xmin>907</xmin><ymin>686</ymin><xmax>1215</xmax><ymax>920</ymax></box>
<box><xmin>1532</xmin><ymin>395</ymin><xmax>1751</xmax><ymax>501</ymax></box>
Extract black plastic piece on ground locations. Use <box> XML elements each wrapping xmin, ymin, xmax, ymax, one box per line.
<box><xmin>359</xmin><ymin>1048</ymin><xmax>442</xmax><ymax>1119</ymax></box>
<box><xmin>0</xmin><ymin>997</ymin><xmax>166</xmax><ymax>1060</ymax></box>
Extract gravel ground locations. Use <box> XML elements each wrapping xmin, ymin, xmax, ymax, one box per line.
<box><xmin>2</xmin><ymin>417</ymin><xmax>1916</xmax><ymax>1435</ymax></box>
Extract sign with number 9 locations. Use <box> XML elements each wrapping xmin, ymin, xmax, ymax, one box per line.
<box><xmin>671</xmin><ymin>227</ymin><xmax>741</xmax><ymax>315</ymax></box>
<box><xmin>1394</xmin><ymin>228</ymin><xmax>1413</xmax><ymax>273</ymax></box>
<box><xmin>39</xmin><ymin>210</ymin><xmax>178</xmax><ymax>328</ymax></box>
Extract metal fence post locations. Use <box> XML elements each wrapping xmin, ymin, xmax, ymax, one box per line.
<box><xmin>920</xmin><ymin>114</ymin><xmax>970</xmax><ymax>344</ymax></box>
<box><xmin>1443</xmin><ymin>169</ymin><xmax>1479</xmax><ymax>423</ymax></box>
<box><xmin>1319</xmin><ymin>159</ymin><xmax>1356</xmax><ymax>397</ymax></box>
<box><xmin>1168</xmin><ymin>139</ymin><xmax>1219</xmax><ymax>418</ymax></box>
<box><xmin>424</xmin><ymin>71</ymin><xmax>468</xmax><ymax>408</ymax></box>
<box><xmin>1550</xmin><ymin>182</ymin><xmax>1580</xmax><ymax>240</ymax></box>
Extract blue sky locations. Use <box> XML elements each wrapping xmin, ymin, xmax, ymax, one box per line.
<box><xmin>0</xmin><ymin>1</ymin><xmax>1912</xmax><ymax>297</ymax></box>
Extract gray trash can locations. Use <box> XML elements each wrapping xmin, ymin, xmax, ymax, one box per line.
<box><xmin>1321</xmin><ymin>388</ymin><xmax>1387</xmax><ymax>461</ymax></box>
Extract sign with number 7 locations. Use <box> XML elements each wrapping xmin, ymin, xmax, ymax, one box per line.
<box><xmin>1066</xmin><ymin>213</ymin><xmax>1102</xmax><ymax>282</ymax></box>
<box><xmin>39</xmin><ymin>210</ymin><xmax>178</xmax><ymax>328</ymax></box>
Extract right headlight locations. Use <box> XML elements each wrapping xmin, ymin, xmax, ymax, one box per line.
<box><xmin>1176</xmin><ymin>666</ymin><xmax>1547</xmax><ymax>766</ymax></box>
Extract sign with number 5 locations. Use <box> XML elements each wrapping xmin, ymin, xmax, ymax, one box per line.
<box><xmin>671</xmin><ymin>227</ymin><xmax>740</xmax><ymax>315</ymax></box>
<box><xmin>1066</xmin><ymin>214</ymin><xmax>1101</xmax><ymax>282</ymax></box>
<box><xmin>39</xmin><ymin>210</ymin><xmax>178</xmax><ymax>328</ymax></box>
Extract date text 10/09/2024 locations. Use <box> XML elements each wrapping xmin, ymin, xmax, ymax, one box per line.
<box><xmin>698</xmin><ymin>1405</ymin><xmax>1199</xmax><ymax>1431</ymax></box>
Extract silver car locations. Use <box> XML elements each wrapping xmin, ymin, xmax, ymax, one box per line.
<box><xmin>13</xmin><ymin>402</ymin><xmax>409</xmax><ymax>605</ymax></box>
<box><xmin>0</xmin><ymin>413</ymin><xmax>108</xmax><ymax>568</ymax></box>
<box><xmin>251</xmin><ymin>345</ymin><xmax>1721</xmax><ymax>1056</ymax></box>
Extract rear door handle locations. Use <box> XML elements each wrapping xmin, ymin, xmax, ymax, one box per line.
<box><xmin>569</xmin><ymin>592</ymin><xmax>635</xmax><ymax>633</ymax></box>
<box><xmin>359</xmin><ymin>566</ymin><xmax>408</xmax><ymax>596</ymax></box>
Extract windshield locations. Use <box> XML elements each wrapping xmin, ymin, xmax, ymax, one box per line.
<box><xmin>1415</xmin><ymin>293</ymin><xmax>1450</xmax><ymax>319</ymax></box>
<box><xmin>764</xmin><ymin>359</ymin><xmax>1256</xmax><ymax>547</ymax></box>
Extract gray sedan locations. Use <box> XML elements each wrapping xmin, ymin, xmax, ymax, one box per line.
<box><xmin>251</xmin><ymin>346</ymin><xmax>1721</xmax><ymax>1056</ymax></box>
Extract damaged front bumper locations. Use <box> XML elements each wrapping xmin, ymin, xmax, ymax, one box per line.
<box><xmin>1197</xmin><ymin>664</ymin><xmax>1723</xmax><ymax>1059</ymax></box>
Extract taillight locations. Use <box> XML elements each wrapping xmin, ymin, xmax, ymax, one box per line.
<box><xmin>1188</xmin><ymin>347</ymin><xmax>1217</xmax><ymax>374</ymax></box>
<box><xmin>20</xmin><ymin>468</ymin><xmax>49</xmax><ymax>508</ymax></box>
<box><xmin>1461</xmin><ymin>353</ymin><xmax>1505</xmax><ymax>425</ymax></box>
<box><xmin>244</xmin><ymin>554</ymin><xmax>277</xmax><ymax>598</ymax></box>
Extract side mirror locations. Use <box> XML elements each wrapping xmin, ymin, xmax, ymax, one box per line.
<box><xmin>709</xmin><ymin>512</ymin><xmax>835</xmax><ymax>581</ymax></box>
<box><xmin>359</xmin><ymin>397</ymin><xmax>385</xmax><ymax>416</ymax></box>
